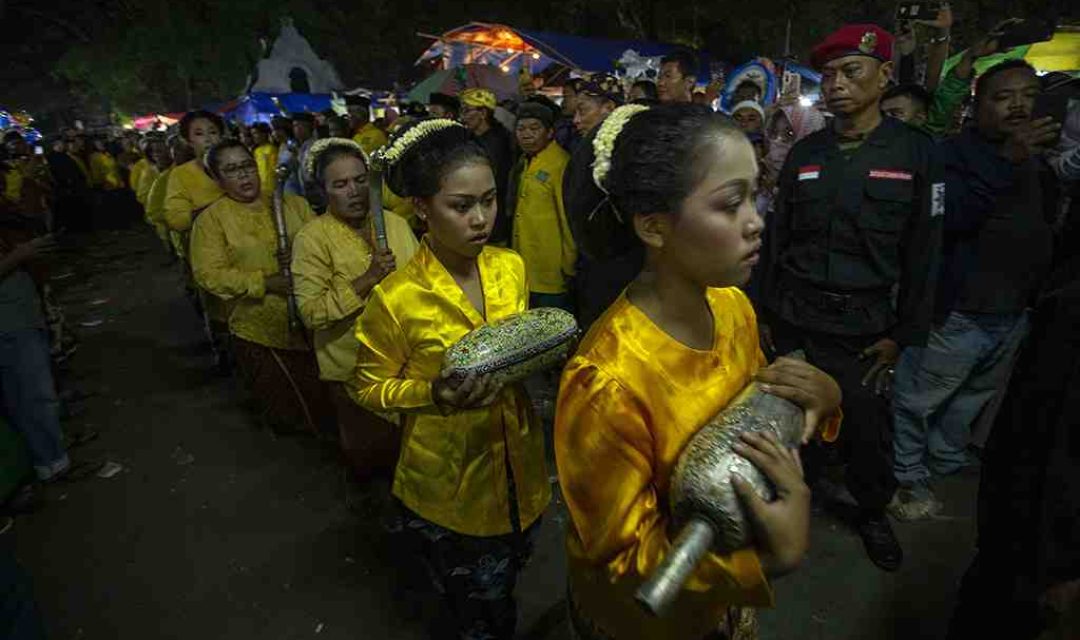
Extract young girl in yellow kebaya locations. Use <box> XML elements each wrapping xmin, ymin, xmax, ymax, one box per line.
<box><xmin>351</xmin><ymin>119</ymin><xmax>549</xmax><ymax>639</ymax></box>
<box><xmin>555</xmin><ymin>104</ymin><xmax>842</xmax><ymax>640</ymax></box>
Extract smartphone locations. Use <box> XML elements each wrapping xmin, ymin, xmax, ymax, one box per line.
<box><xmin>997</xmin><ymin>17</ymin><xmax>1056</xmax><ymax>50</ymax></box>
<box><xmin>896</xmin><ymin>1</ymin><xmax>939</xmax><ymax>22</ymax></box>
<box><xmin>1033</xmin><ymin>93</ymin><xmax>1069</xmax><ymax>126</ymax></box>
<box><xmin>33</xmin><ymin>146</ymin><xmax>43</xmax><ymax>156</ymax></box>
<box><xmin>782</xmin><ymin>69</ymin><xmax>801</xmax><ymax>98</ymax></box>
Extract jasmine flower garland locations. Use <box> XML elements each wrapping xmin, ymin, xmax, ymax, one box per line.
<box><xmin>591</xmin><ymin>104</ymin><xmax>649</xmax><ymax>192</ymax></box>
<box><xmin>304</xmin><ymin>138</ymin><xmax>367</xmax><ymax>184</ymax></box>
<box><xmin>370</xmin><ymin>118</ymin><xmax>464</xmax><ymax>172</ymax></box>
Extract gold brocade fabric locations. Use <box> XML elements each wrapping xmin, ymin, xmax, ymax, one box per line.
<box><xmin>190</xmin><ymin>194</ymin><xmax>314</xmax><ymax>350</ymax></box>
<box><xmin>510</xmin><ymin>141</ymin><xmax>576</xmax><ymax>295</ymax></box>
<box><xmin>291</xmin><ymin>211</ymin><xmax>419</xmax><ymax>383</ymax></box>
<box><xmin>554</xmin><ymin>288</ymin><xmax>775</xmax><ymax>640</ymax></box>
<box><xmin>164</xmin><ymin>159</ymin><xmax>224</xmax><ymax>233</ymax></box>
<box><xmin>352</xmin><ymin>239</ymin><xmax>551</xmax><ymax>537</ymax></box>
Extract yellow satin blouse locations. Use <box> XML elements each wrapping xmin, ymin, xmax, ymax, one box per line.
<box><xmin>353</xmin><ymin>123</ymin><xmax>388</xmax><ymax>157</ymax></box>
<box><xmin>129</xmin><ymin>157</ymin><xmax>150</xmax><ymax>194</ymax></box>
<box><xmin>291</xmin><ymin>211</ymin><xmax>419</xmax><ymax>383</ymax></box>
<box><xmin>555</xmin><ymin>288</ymin><xmax>774</xmax><ymax>640</ymax></box>
<box><xmin>164</xmin><ymin>159</ymin><xmax>224</xmax><ymax>234</ymax></box>
<box><xmin>190</xmin><ymin>194</ymin><xmax>315</xmax><ymax>350</ymax></box>
<box><xmin>352</xmin><ymin>239</ymin><xmax>551</xmax><ymax>537</ymax></box>
<box><xmin>254</xmin><ymin>143</ymin><xmax>279</xmax><ymax>196</ymax></box>
<box><xmin>89</xmin><ymin>152</ymin><xmax>123</xmax><ymax>191</ymax></box>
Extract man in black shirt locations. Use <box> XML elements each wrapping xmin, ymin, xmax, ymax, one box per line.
<box><xmin>758</xmin><ymin>24</ymin><xmax>943</xmax><ymax>572</ymax></box>
<box><xmin>890</xmin><ymin>60</ymin><xmax>1060</xmax><ymax>521</ymax></box>
<box><xmin>461</xmin><ymin>88</ymin><xmax>514</xmax><ymax>245</ymax></box>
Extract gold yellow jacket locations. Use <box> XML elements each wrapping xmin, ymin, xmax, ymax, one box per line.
<box><xmin>253</xmin><ymin>143</ymin><xmax>279</xmax><ymax>196</ymax></box>
<box><xmin>353</xmin><ymin>123</ymin><xmax>388</xmax><ymax>157</ymax></box>
<box><xmin>353</xmin><ymin>239</ymin><xmax>551</xmax><ymax>536</ymax></box>
<box><xmin>136</xmin><ymin>163</ymin><xmax>160</xmax><ymax>208</ymax></box>
<box><xmin>190</xmin><ymin>194</ymin><xmax>315</xmax><ymax>350</ymax></box>
<box><xmin>89</xmin><ymin>152</ymin><xmax>124</xmax><ymax>191</ymax></box>
<box><xmin>164</xmin><ymin>160</ymin><xmax>224</xmax><ymax>234</ymax></box>
<box><xmin>291</xmin><ymin>211</ymin><xmax>419</xmax><ymax>383</ymax></box>
<box><xmin>129</xmin><ymin>157</ymin><xmax>151</xmax><ymax>194</ymax></box>
<box><xmin>556</xmin><ymin>288</ymin><xmax>777</xmax><ymax>640</ymax></box>
<box><xmin>511</xmin><ymin>141</ymin><xmax>575</xmax><ymax>294</ymax></box>
<box><xmin>145</xmin><ymin>168</ymin><xmax>183</xmax><ymax>255</ymax></box>
<box><xmin>382</xmin><ymin>183</ymin><xmax>419</xmax><ymax>230</ymax></box>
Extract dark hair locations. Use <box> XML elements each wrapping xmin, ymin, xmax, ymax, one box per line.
<box><xmin>975</xmin><ymin>59</ymin><xmax>1037</xmax><ymax>103</ymax></box>
<box><xmin>735</xmin><ymin>80</ymin><xmax>762</xmax><ymax>98</ymax></box>
<box><xmin>311</xmin><ymin>143</ymin><xmax>367</xmax><ymax>197</ymax></box>
<box><xmin>386</xmin><ymin>120</ymin><xmax>491</xmax><ymax>199</ymax></box>
<box><xmin>582</xmin><ymin>104</ymin><xmax>742</xmax><ymax>255</ymax></box>
<box><xmin>883</xmin><ymin>83</ymin><xmax>933</xmax><ymax>112</ymax></box>
<box><xmin>251</xmin><ymin>122</ymin><xmax>272</xmax><ymax>134</ymax></box>
<box><xmin>631</xmin><ymin>80</ymin><xmax>659</xmax><ymax>101</ymax></box>
<box><xmin>660</xmin><ymin>49</ymin><xmax>699</xmax><ymax>80</ymax></box>
<box><xmin>204</xmin><ymin>139</ymin><xmax>252</xmax><ymax>181</ymax></box>
<box><xmin>179</xmin><ymin>110</ymin><xmax>225</xmax><ymax>142</ymax></box>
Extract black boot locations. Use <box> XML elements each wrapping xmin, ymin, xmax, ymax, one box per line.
<box><xmin>856</xmin><ymin>510</ymin><xmax>903</xmax><ymax>572</ymax></box>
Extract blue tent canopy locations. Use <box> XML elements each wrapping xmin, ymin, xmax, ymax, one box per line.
<box><xmin>218</xmin><ymin>92</ymin><xmax>334</xmax><ymax>124</ymax></box>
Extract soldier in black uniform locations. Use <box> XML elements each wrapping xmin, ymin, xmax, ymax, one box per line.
<box><xmin>757</xmin><ymin>24</ymin><xmax>944</xmax><ymax>572</ymax></box>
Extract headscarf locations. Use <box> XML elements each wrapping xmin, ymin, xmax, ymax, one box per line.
<box><xmin>765</xmin><ymin>104</ymin><xmax>827</xmax><ymax>177</ymax></box>
<box><xmin>460</xmin><ymin>88</ymin><xmax>497</xmax><ymax>111</ymax></box>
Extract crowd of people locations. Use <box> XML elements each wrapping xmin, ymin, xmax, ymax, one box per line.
<box><xmin>2</xmin><ymin>8</ymin><xmax>1079</xmax><ymax>640</ymax></box>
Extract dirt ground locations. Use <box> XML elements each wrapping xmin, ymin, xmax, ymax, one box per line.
<box><xmin>8</xmin><ymin>227</ymin><xmax>981</xmax><ymax>639</ymax></box>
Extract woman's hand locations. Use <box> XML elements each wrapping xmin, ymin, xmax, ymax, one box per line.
<box><xmin>352</xmin><ymin>248</ymin><xmax>396</xmax><ymax>298</ymax></box>
<box><xmin>732</xmin><ymin>431</ymin><xmax>810</xmax><ymax>577</ymax></box>
<box><xmin>432</xmin><ymin>371</ymin><xmax>503</xmax><ymax>411</ymax></box>
<box><xmin>755</xmin><ymin>357</ymin><xmax>842</xmax><ymax>443</ymax></box>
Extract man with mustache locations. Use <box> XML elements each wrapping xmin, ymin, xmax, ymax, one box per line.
<box><xmin>757</xmin><ymin>24</ymin><xmax>944</xmax><ymax>573</ymax></box>
<box><xmin>890</xmin><ymin>60</ymin><xmax>1060</xmax><ymax>522</ymax></box>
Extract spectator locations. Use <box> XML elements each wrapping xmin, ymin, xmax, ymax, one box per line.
<box><xmin>629</xmin><ymin>79</ymin><xmax>658</xmax><ymax>104</ymax></box>
<box><xmin>427</xmin><ymin>92</ymin><xmax>460</xmax><ymax>120</ymax></box>
<box><xmin>732</xmin><ymin>100</ymin><xmax>766</xmax><ymax>133</ymax></box>
<box><xmin>279</xmin><ymin>112</ymin><xmax>316</xmax><ymax>197</ymax></box>
<box><xmin>555</xmin><ymin>79</ymin><xmax>584</xmax><ymax>152</ymax></box>
<box><xmin>657</xmin><ymin>49</ymin><xmax>697</xmax><ymax>104</ymax></box>
<box><xmin>881</xmin><ymin>84</ymin><xmax>932</xmax><ymax>128</ymax></box>
<box><xmin>732</xmin><ymin>79</ymin><xmax>763</xmax><ymax>105</ymax></box>
<box><xmin>890</xmin><ymin>60</ymin><xmax>1059</xmax><ymax>520</ymax></box>
<box><xmin>326</xmin><ymin>115</ymin><xmax>350</xmax><ymax>139</ymax></box>
<box><xmin>572</xmin><ymin>73</ymin><xmax>622</xmax><ymax>137</ymax></box>
<box><xmin>460</xmin><ymin>88</ymin><xmax>514</xmax><ymax>245</ymax></box>
<box><xmin>507</xmin><ymin>100</ymin><xmax>574</xmax><ymax>312</ymax></box>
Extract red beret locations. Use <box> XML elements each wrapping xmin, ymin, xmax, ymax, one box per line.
<box><xmin>811</xmin><ymin>24</ymin><xmax>894</xmax><ymax>70</ymax></box>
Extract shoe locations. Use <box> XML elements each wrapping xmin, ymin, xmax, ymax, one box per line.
<box><xmin>856</xmin><ymin>513</ymin><xmax>903</xmax><ymax>572</ymax></box>
<box><xmin>887</xmin><ymin>482</ymin><xmax>944</xmax><ymax>522</ymax></box>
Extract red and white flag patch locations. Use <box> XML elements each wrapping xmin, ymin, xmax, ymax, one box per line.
<box><xmin>868</xmin><ymin>169</ymin><xmax>913</xmax><ymax>181</ymax></box>
<box><xmin>798</xmin><ymin>165</ymin><xmax>821</xmax><ymax>181</ymax></box>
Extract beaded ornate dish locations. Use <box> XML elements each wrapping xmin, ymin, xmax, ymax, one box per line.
<box><xmin>443</xmin><ymin>308</ymin><xmax>579</xmax><ymax>386</ymax></box>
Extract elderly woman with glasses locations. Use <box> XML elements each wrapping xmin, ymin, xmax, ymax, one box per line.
<box><xmin>189</xmin><ymin>139</ymin><xmax>329</xmax><ymax>435</ymax></box>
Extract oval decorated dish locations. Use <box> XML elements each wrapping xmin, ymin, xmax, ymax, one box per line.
<box><xmin>443</xmin><ymin>308</ymin><xmax>579</xmax><ymax>386</ymax></box>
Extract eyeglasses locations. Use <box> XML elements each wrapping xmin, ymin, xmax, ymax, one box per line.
<box><xmin>220</xmin><ymin>161</ymin><xmax>258</xmax><ymax>180</ymax></box>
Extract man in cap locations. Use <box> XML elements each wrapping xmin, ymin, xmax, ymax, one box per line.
<box><xmin>507</xmin><ymin>100</ymin><xmax>574</xmax><ymax>311</ymax></box>
<box><xmin>461</xmin><ymin>88</ymin><xmax>514</xmax><ymax>244</ymax></box>
<box><xmin>346</xmin><ymin>95</ymin><xmax>388</xmax><ymax>157</ymax></box>
<box><xmin>757</xmin><ymin>24</ymin><xmax>944</xmax><ymax>572</ymax></box>
<box><xmin>573</xmin><ymin>73</ymin><xmax>623</xmax><ymax>138</ymax></box>
<box><xmin>427</xmin><ymin>92</ymin><xmax>460</xmax><ymax>120</ymax></box>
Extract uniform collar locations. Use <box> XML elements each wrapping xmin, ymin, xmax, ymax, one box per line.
<box><xmin>823</xmin><ymin>113</ymin><xmax>901</xmax><ymax>149</ymax></box>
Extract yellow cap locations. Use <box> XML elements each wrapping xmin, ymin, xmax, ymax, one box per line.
<box><xmin>460</xmin><ymin>88</ymin><xmax>497</xmax><ymax>110</ymax></box>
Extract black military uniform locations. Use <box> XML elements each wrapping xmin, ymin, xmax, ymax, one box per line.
<box><xmin>758</xmin><ymin>115</ymin><xmax>944</xmax><ymax>523</ymax></box>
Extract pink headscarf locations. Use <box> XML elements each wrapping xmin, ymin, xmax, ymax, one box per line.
<box><xmin>765</xmin><ymin>104</ymin><xmax>827</xmax><ymax>177</ymax></box>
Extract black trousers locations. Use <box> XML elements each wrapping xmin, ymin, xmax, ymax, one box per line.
<box><xmin>770</xmin><ymin>318</ymin><xmax>897</xmax><ymax>512</ymax></box>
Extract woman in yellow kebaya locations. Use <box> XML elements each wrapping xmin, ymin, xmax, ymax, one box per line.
<box><xmin>190</xmin><ymin>139</ymin><xmax>323</xmax><ymax>434</ymax></box>
<box><xmin>290</xmin><ymin>138</ymin><xmax>418</xmax><ymax>480</ymax></box>
<box><xmin>352</xmin><ymin>119</ymin><xmax>549</xmax><ymax>639</ymax></box>
<box><xmin>555</xmin><ymin>104</ymin><xmax>842</xmax><ymax>640</ymax></box>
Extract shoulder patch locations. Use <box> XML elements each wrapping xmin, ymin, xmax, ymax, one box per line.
<box><xmin>931</xmin><ymin>183</ymin><xmax>945</xmax><ymax>217</ymax></box>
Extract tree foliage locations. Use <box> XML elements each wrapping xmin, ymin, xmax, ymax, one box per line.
<box><xmin>45</xmin><ymin>0</ymin><xmax>1074</xmax><ymax>115</ymax></box>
